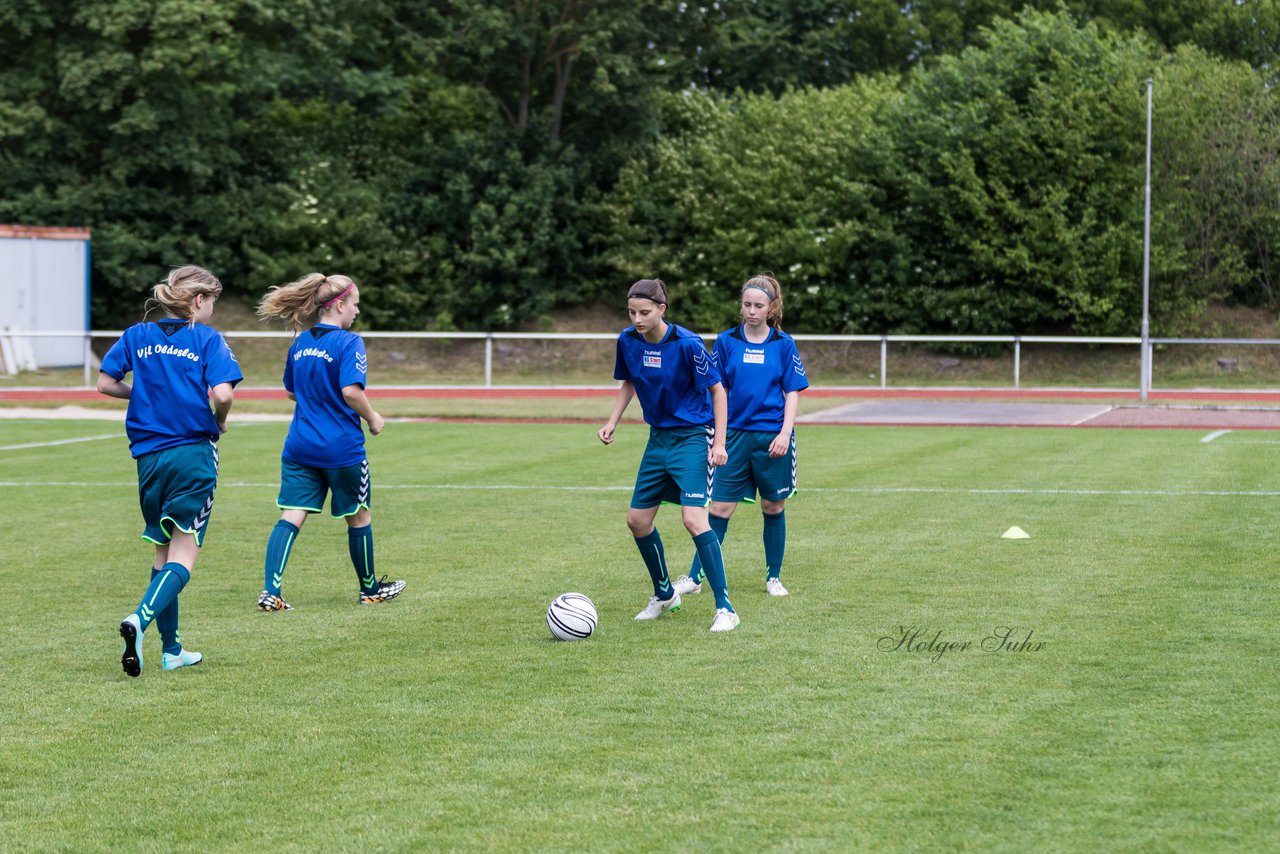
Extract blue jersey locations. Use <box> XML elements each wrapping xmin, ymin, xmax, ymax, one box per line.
<box><xmin>712</xmin><ymin>325</ymin><xmax>809</xmax><ymax>432</ymax></box>
<box><xmin>282</xmin><ymin>324</ymin><xmax>369</xmax><ymax>469</ymax></box>
<box><xmin>613</xmin><ymin>323</ymin><xmax>722</xmax><ymax>428</ymax></box>
<box><xmin>100</xmin><ymin>319</ymin><xmax>243</xmax><ymax>458</ymax></box>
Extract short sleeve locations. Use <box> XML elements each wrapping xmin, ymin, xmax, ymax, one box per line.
<box><xmin>712</xmin><ymin>335</ymin><xmax>730</xmax><ymax>390</ymax></box>
<box><xmin>339</xmin><ymin>335</ymin><xmax>368</xmax><ymax>389</ymax></box>
<box><xmin>203</xmin><ymin>331</ymin><xmax>243</xmax><ymax>388</ymax></box>
<box><xmin>613</xmin><ymin>336</ymin><xmax>632</xmax><ymax>382</ymax></box>
<box><xmin>782</xmin><ymin>339</ymin><xmax>809</xmax><ymax>393</ymax></box>
<box><xmin>100</xmin><ymin>330</ymin><xmax>132</xmax><ymax>380</ymax></box>
<box><xmin>689</xmin><ymin>339</ymin><xmax>721</xmax><ymax>392</ymax></box>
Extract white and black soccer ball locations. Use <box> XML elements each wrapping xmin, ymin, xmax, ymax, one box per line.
<box><xmin>547</xmin><ymin>592</ymin><xmax>597</xmax><ymax>641</ymax></box>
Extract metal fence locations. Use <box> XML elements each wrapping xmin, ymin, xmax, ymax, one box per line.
<box><xmin>3</xmin><ymin>329</ymin><xmax>1280</xmax><ymax>394</ymax></box>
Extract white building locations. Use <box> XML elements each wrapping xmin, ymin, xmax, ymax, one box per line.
<box><xmin>0</xmin><ymin>224</ymin><xmax>91</xmax><ymax>368</ymax></box>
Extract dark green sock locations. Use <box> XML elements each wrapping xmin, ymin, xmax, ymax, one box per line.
<box><xmin>686</xmin><ymin>512</ymin><xmax>730</xmax><ymax>584</ymax></box>
<box><xmin>635</xmin><ymin>529</ymin><xmax>673</xmax><ymax>599</ymax></box>
<box><xmin>348</xmin><ymin>524</ymin><xmax>377</xmax><ymax>594</ymax></box>
<box><xmin>763</xmin><ymin>510</ymin><xmax>786</xmax><ymax>579</ymax></box>
<box><xmin>135</xmin><ymin>562</ymin><xmax>189</xmax><ymax>632</ymax></box>
<box><xmin>264</xmin><ymin>519</ymin><xmax>299</xmax><ymax>596</ymax></box>
<box><xmin>151</xmin><ymin>566</ymin><xmax>182</xmax><ymax>656</ymax></box>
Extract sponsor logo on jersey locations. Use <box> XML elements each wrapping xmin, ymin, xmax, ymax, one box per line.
<box><xmin>643</xmin><ymin>349</ymin><xmax>662</xmax><ymax>369</ymax></box>
<box><xmin>743</xmin><ymin>348</ymin><xmax>765</xmax><ymax>364</ymax></box>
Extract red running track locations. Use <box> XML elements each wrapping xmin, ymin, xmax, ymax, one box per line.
<box><xmin>4</xmin><ymin>386</ymin><xmax>1280</xmax><ymax>403</ymax></box>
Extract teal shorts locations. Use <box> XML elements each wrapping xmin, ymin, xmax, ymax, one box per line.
<box><xmin>278</xmin><ymin>458</ymin><xmax>371</xmax><ymax>517</ymax></box>
<box><xmin>136</xmin><ymin>440</ymin><xmax>219</xmax><ymax>547</ymax></box>
<box><xmin>712</xmin><ymin>429</ymin><xmax>797</xmax><ymax>504</ymax></box>
<box><xmin>630</xmin><ymin>426</ymin><xmax>714</xmax><ymax>509</ymax></box>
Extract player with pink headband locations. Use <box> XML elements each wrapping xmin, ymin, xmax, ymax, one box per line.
<box><xmin>253</xmin><ymin>273</ymin><xmax>405</xmax><ymax>611</ymax></box>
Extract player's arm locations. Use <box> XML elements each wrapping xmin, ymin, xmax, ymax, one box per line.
<box><xmin>211</xmin><ymin>381</ymin><xmax>235</xmax><ymax>434</ymax></box>
<box><xmin>342</xmin><ymin>383</ymin><xmax>384</xmax><ymax>435</ymax></box>
<box><xmin>96</xmin><ymin>372</ymin><xmax>131</xmax><ymax>400</ymax></box>
<box><xmin>598</xmin><ymin>381</ymin><xmax>635</xmax><ymax>445</ymax></box>
<box><xmin>709</xmin><ymin>382</ymin><xmax>728</xmax><ymax>466</ymax></box>
<box><xmin>769</xmin><ymin>390</ymin><xmax>801</xmax><ymax>458</ymax></box>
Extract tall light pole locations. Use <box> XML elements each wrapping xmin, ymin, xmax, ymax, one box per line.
<box><xmin>1140</xmin><ymin>78</ymin><xmax>1153</xmax><ymax>400</ymax></box>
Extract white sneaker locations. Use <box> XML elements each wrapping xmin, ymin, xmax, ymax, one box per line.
<box><xmin>673</xmin><ymin>575</ymin><xmax>702</xmax><ymax>595</ymax></box>
<box><xmin>634</xmin><ymin>592</ymin><xmax>681</xmax><ymax>621</ymax></box>
<box><xmin>709</xmin><ymin>608</ymin><xmax>740</xmax><ymax>632</ymax></box>
<box><xmin>765</xmin><ymin>577</ymin><xmax>789</xmax><ymax>597</ymax></box>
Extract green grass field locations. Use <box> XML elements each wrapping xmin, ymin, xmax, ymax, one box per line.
<box><xmin>1</xmin><ymin>418</ymin><xmax>1278</xmax><ymax>851</ymax></box>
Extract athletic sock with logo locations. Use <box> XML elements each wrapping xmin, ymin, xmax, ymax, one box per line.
<box><xmin>348</xmin><ymin>524</ymin><xmax>377</xmax><ymax>594</ymax></box>
<box><xmin>151</xmin><ymin>566</ymin><xmax>183</xmax><ymax>656</ymax></box>
<box><xmin>135</xmin><ymin>562</ymin><xmax>190</xmax><ymax>632</ymax></box>
<box><xmin>634</xmin><ymin>528</ymin><xmax>673</xmax><ymax>599</ymax></box>
<box><xmin>264</xmin><ymin>519</ymin><xmax>299</xmax><ymax>596</ymax></box>
<box><xmin>763</xmin><ymin>510</ymin><xmax>786</xmax><ymax>580</ymax></box>
<box><xmin>686</xmin><ymin>512</ymin><xmax>730</xmax><ymax>584</ymax></box>
<box><xmin>693</xmin><ymin>529</ymin><xmax>732</xmax><ymax>611</ymax></box>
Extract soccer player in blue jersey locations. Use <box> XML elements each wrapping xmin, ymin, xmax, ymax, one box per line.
<box><xmin>675</xmin><ymin>275</ymin><xmax>808</xmax><ymax>598</ymax></box>
<box><xmin>254</xmin><ymin>273</ymin><xmax>405</xmax><ymax>610</ymax></box>
<box><xmin>97</xmin><ymin>265</ymin><xmax>242</xmax><ymax>677</ymax></box>
<box><xmin>598</xmin><ymin>278</ymin><xmax>740</xmax><ymax>632</ymax></box>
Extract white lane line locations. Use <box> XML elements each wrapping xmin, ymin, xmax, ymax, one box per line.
<box><xmin>0</xmin><ymin>434</ymin><xmax>123</xmax><ymax>452</ymax></box>
<box><xmin>1</xmin><ymin>482</ymin><xmax>1279</xmax><ymax>497</ymax></box>
<box><xmin>1201</xmin><ymin>430</ymin><xmax>1233</xmax><ymax>443</ymax></box>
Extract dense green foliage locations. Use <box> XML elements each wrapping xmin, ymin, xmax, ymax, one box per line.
<box><xmin>1</xmin><ymin>1</ymin><xmax>1276</xmax><ymax>332</ymax></box>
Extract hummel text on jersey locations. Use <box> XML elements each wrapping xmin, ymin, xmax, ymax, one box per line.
<box><xmin>136</xmin><ymin>344</ymin><xmax>199</xmax><ymax>362</ymax></box>
<box><xmin>294</xmin><ymin>347</ymin><xmax>335</xmax><ymax>363</ymax></box>
<box><xmin>643</xmin><ymin>350</ymin><xmax>662</xmax><ymax>369</ymax></box>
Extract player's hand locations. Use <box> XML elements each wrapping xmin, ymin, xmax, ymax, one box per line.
<box><xmin>598</xmin><ymin>424</ymin><xmax>616</xmax><ymax>445</ymax></box>
<box><xmin>769</xmin><ymin>430</ymin><xmax>791</xmax><ymax>458</ymax></box>
<box><xmin>217</xmin><ymin>419</ymin><xmax>228</xmax><ymax>435</ymax></box>
<box><xmin>368</xmin><ymin>412</ymin><xmax>385</xmax><ymax>435</ymax></box>
<box><xmin>710</xmin><ymin>444</ymin><xmax>728</xmax><ymax>467</ymax></box>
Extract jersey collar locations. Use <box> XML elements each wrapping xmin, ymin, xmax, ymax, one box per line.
<box><xmin>730</xmin><ymin>324</ymin><xmax>780</xmax><ymax>345</ymax></box>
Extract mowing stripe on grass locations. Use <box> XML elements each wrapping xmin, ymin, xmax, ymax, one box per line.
<box><xmin>4</xmin><ymin>480</ymin><xmax>1280</xmax><ymax>498</ymax></box>
<box><xmin>0</xmin><ymin>433</ymin><xmax>122</xmax><ymax>452</ymax></box>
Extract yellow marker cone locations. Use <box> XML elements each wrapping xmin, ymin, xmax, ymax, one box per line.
<box><xmin>1002</xmin><ymin>526</ymin><xmax>1030</xmax><ymax>539</ymax></box>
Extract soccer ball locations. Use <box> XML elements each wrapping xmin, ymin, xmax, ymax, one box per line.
<box><xmin>547</xmin><ymin>592</ymin><xmax>597</xmax><ymax>641</ymax></box>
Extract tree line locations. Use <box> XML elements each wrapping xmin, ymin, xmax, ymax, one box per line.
<box><xmin>2</xmin><ymin>1</ymin><xmax>1277</xmax><ymax>334</ymax></box>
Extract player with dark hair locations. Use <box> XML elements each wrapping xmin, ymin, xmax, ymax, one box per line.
<box><xmin>598</xmin><ymin>278</ymin><xmax>740</xmax><ymax>632</ymax></box>
<box><xmin>98</xmin><ymin>265</ymin><xmax>242</xmax><ymax>676</ymax></box>
<box><xmin>254</xmin><ymin>272</ymin><xmax>405</xmax><ymax>610</ymax></box>
<box><xmin>675</xmin><ymin>274</ymin><xmax>808</xmax><ymax>598</ymax></box>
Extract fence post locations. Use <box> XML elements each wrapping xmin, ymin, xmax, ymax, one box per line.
<box><xmin>83</xmin><ymin>334</ymin><xmax>91</xmax><ymax>387</ymax></box>
<box><xmin>880</xmin><ymin>336</ymin><xmax>888</xmax><ymax>389</ymax></box>
<box><xmin>1014</xmin><ymin>337</ymin><xmax>1021</xmax><ymax>389</ymax></box>
<box><xmin>485</xmin><ymin>333</ymin><xmax>493</xmax><ymax>387</ymax></box>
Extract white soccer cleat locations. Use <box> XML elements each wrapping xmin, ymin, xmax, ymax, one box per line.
<box><xmin>634</xmin><ymin>592</ymin><xmax>681</xmax><ymax>621</ymax></box>
<box><xmin>709</xmin><ymin>608</ymin><xmax>740</xmax><ymax>633</ymax></box>
<box><xmin>765</xmin><ymin>577</ymin><xmax>789</xmax><ymax>597</ymax></box>
<box><xmin>672</xmin><ymin>575</ymin><xmax>702</xmax><ymax>595</ymax></box>
<box><xmin>162</xmin><ymin>649</ymin><xmax>203</xmax><ymax>671</ymax></box>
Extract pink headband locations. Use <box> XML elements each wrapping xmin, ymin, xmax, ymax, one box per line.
<box><xmin>322</xmin><ymin>283</ymin><xmax>354</xmax><ymax>308</ymax></box>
